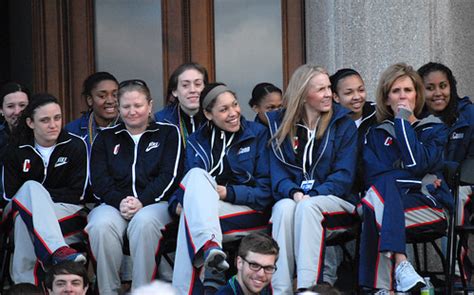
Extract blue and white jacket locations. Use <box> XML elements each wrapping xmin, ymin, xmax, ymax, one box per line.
<box><xmin>154</xmin><ymin>104</ymin><xmax>206</xmax><ymax>148</ymax></box>
<box><xmin>65</xmin><ymin>112</ymin><xmax>97</xmax><ymax>153</ymax></box>
<box><xmin>154</xmin><ymin>104</ymin><xmax>205</xmax><ymax>130</ymax></box>
<box><xmin>267</xmin><ymin>104</ymin><xmax>359</xmax><ymax>204</ymax></box>
<box><xmin>65</xmin><ymin>111</ymin><xmax>119</xmax><ymax>153</ymax></box>
<box><xmin>445</xmin><ymin>96</ymin><xmax>474</xmax><ymax>166</ymax></box>
<box><xmin>3</xmin><ymin>130</ymin><xmax>88</xmax><ymax>204</ymax></box>
<box><xmin>363</xmin><ymin>114</ymin><xmax>453</xmax><ymax>210</ymax></box>
<box><xmin>169</xmin><ymin>118</ymin><xmax>272</xmax><ymax>213</ymax></box>
<box><xmin>154</xmin><ymin>104</ymin><xmax>180</xmax><ymax>124</ymax></box>
<box><xmin>90</xmin><ymin>121</ymin><xmax>183</xmax><ymax>210</ymax></box>
<box><xmin>353</xmin><ymin>102</ymin><xmax>377</xmax><ymax>196</ymax></box>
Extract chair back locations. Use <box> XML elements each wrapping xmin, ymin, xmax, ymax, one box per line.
<box><xmin>459</xmin><ymin>158</ymin><xmax>474</xmax><ymax>185</ymax></box>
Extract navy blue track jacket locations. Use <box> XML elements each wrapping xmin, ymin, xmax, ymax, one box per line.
<box><xmin>267</xmin><ymin>104</ymin><xmax>358</xmax><ymax>204</ymax></box>
<box><xmin>3</xmin><ymin>130</ymin><xmax>88</xmax><ymax>204</ymax></box>
<box><xmin>169</xmin><ymin>118</ymin><xmax>272</xmax><ymax>213</ymax></box>
<box><xmin>363</xmin><ymin>114</ymin><xmax>453</xmax><ymax>210</ymax></box>
<box><xmin>90</xmin><ymin>121</ymin><xmax>183</xmax><ymax>209</ymax></box>
<box><xmin>445</xmin><ymin>96</ymin><xmax>474</xmax><ymax>165</ymax></box>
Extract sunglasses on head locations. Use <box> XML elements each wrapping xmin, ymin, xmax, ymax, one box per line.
<box><xmin>119</xmin><ymin>79</ymin><xmax>148</xmax><ymax>88</ymax></box>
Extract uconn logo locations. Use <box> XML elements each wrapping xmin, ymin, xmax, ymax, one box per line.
<box><xmin>238</xmin><ymin>146</ymin><xmax>250</xmax><ymax>155</ymax></box>
<box><xmin>451</xmin><ymin>132</ymin><xmax>464</xmax><ymax>140</ymax></box>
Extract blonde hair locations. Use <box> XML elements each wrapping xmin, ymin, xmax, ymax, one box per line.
<box><xmin>273</xmin><ymin>64</ymin><xmax>333</xmax><ymax>147</ymax></box>
<box><xmin>375</xmin><ymin>63</ymin><xmax>425</xmax><ymax>122</ymax></box>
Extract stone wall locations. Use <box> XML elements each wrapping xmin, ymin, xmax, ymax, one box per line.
<box><xmin>306</xmin><ymin>0</ymin><xmax>474</xmax><ymax>101</ymax></box>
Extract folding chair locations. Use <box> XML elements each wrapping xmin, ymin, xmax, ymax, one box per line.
<box><xmin>448</xmin><ymin>158</ymin><xmax>474</xmax><ymax>295</ymax></box>
<box><xmin>326</xmin><ymin>216</ymin><xmax>361</xmax><ymax>293</ymax></box>
<box><xmin>406</xmin><ymin>226</ymin><xmax>448</xmax><ymax>292</ymax></box>
<box><xmin>0</xmin><ymin>206</ymin><xmax>89</xmax><ymax>292</ymax></box>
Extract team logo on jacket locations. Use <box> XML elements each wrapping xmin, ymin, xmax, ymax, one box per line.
<box><xmin>145</xmin><ymin>141</ymin><xmax>160</xmax><ymax>152</ymax></box>
<box><xmin>451</xmin><ymin>132</ymin><xmax>464</xmax><ymax>140</ymax></box>
<box><xmin>22</xmin><ymin>159</ymin><xmax>31</xmax><ymax>172</ymax></box>
<box><xmin>54</xmin><ymin>157</ymin><xmax>68</xmax><ymax>167</ymax></box>
<box><xmin>113</xmin><ymin>144</ymin><xmax>120</xmax><ymax>155</ymax></box>
<box><xmin>238</xmin><ymin>146</ymin><xmax>250</xmax><ymax>155</ymax></box>
<box><xmin>384</xmin><ymin>136</ymin><xmax>393</xmax><ymax>146</ymax></box>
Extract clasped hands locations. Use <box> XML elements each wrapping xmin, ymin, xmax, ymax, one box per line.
<box><xmin>120</xmin><ymin>196</ymin><xmax>143</xmax><ymax>220</ymax></box>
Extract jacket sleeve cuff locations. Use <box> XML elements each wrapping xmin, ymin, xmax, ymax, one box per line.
<box><xmin>289</xmin><ymin>188</ymin><xmax>304</xmax><ymax>199</ymax></box>
<box><xmin>396</xmin><ymin>108</ymin><xmax>413</xmax><ymax>121</ymax></box>
<box><xmin>307</xmin><ymin>189</ymin><xmax>320</xmax><ymax>197</ymax></box>
<box><xmin>138</xmin><ymin>195</ymin><xmax>155</xmax><ymax>207</ymax></box>
<box><xmin>225</xmin><ymin>186</ymin><xmax>236</xmax><ymax>203</ymax></box>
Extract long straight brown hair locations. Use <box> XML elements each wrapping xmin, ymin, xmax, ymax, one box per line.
<box><xmin>273</xmin><ymin>64</ymin><xmax>333</xmax><ymax>148</ymax></box>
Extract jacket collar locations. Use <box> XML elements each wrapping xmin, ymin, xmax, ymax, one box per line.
<box><xmin>267</xmin><ymin>104</ymin><xmax>350</xmax><ymax>167</ymax></box>
<box><xmin>376</xmin><ymin>114</ymin><xmax>443</xmax><ymax>139</ymax></box>
<box><xmin>188</xmin><ymin>117</ymin><xmax>255</xmax><ymax>167</ymax></box>
<box><xmin>360</xmin><ymin>102</ymin><xmax>376</xmax><ymax>125</ymax></box>
<box><xmin>18</xmin><ymin>129</ymin><xmax>72</xmax><ymax>148</ymax></box>
<box><xmin>79</xmin><ymin>112</ymin><xmax>91</xmax><ymax>130</ymax></box>
<box><xmin>193</xmin><ymin>117</ymin><xmax>255</xmax><ymax>145</ymax></box>
<box><xmin>114</xmin><ymin>121</ymin><xmax>161</xmax><ymax>135</ymax></box>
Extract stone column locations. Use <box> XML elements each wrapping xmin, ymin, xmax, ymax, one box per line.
<box><xmin>306</xmin><ymin>0</ymin><xmax>474</xmax><ymax>101</ymax></box>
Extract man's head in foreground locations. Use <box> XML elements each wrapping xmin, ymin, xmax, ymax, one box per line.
<box><xmin>45</xmin><ymin>261</ymin><xmax>89</xmax><ymax>295</ymax></box>
<box><xmin>236</xmin><ymin>232</ymin><xmax>279</xmax><ymax>294</ymax></box>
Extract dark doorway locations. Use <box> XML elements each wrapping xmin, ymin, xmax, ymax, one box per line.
<box><xmin>0</xmin><ymin>0</ymin><xmax>32</xmax><ymax>90</ymax></box>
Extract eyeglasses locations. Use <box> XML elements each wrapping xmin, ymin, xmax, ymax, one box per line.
<box><xmin>241</xmin><ymin>257</ymin><xmax>277</xmax><ymax>274</ymax></box>
<box><xmin>119</xmin><ymin>79</ymin><xmax>148</xmax><ymax>89</ymax></box>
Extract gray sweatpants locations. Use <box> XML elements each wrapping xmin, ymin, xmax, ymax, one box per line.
<box><xmin>172</xmin><ymin>168</ymin><xmax>269</xmax><ymax>295</ymax></box>
<box><xmin>271</xmin><ymin>195</ymin><xmax>356</xmax><ymax>293</ymax></box>
<box><xmin>9</xmin><ymin>180</ymin><xmax>83</xmax><ymax>284</ymax></box>
<box><xmin>86</xmin><ymin>202</ymin><xmax>172</xmax><ymax>294</ymax></box>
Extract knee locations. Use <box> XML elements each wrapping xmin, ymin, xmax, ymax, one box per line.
<box><xmin>185</xmin><ymin>167</ymin><xmax>208</xmax><ymax>181</ymax></box>
<box><xmin>23</xmin><ymin>180</ymin><xmax>42</xmax><ymax>188</ymax></box>
<box><xmin>87</xmin><ymin>215</ymin><xmax>122</xmax><ymax>238</ymax></box>
<box><xmin>128</xmin><ymin>211</ymin><xmax>153</xmax><ymax>233</ymax></box>
<box><xmin>295</xmin><ymin>197</ymin><xmax>312</xmax><ymax>212</ymax></box>
<box><xmin>294</xmin><ymin>198</ymin><xmax>323</xmax><ymax>219</ymax></box>
<box><xmin>272</xmin><ymin>199</ymin><xmax>296</xmax><ymax>222</ymax></box>
<box><xmin>128</xmin><ymin>209</ymin><xmax>166</xmax><ymax>237</ymax></box>
<box><xmin>14</xmin><ymin>181</ymin><xmax>46</xmax><ymax>200</ymax></box>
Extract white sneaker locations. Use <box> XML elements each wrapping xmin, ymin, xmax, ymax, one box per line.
<box><xmin>373</xmin><ymin>289</ymin><xmax>391</xmax><ymax>295</ymax></box>
<box><xmin>395</xmin><ymin>260</ymin><xmax>425</xmax><ymax>292</ymax></box>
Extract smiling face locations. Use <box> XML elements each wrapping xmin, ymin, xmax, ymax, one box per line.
<box><xmin>173</xmin><ymin>69</ymin><xmax>205</xmax><ymax>115</ymax></box>
<box><xmin>119</xmin><ymin>90</ymin><xmax>152</xmax><ymax>134</ymax></box>
<box><xmin>236</xmin><ymin>251</ymin><xmax>276</xmax><ymax>294</ymax></box>
<box><xmin>333</xmin><ymin>74</ymin><xmax>366</xmax><ymax>119</ymax></box>
<box><xmin>386</xmin><ymin>76</ymin><xmax>417</xmax><ymax>116</ymax></box>
<box><xmin>204</xmin><ymin>91</ymin><xmax>241</xmax><ymax>132</ymax></box>
<box><xmin>422</xmin><ymin>70</ymin><xmax>451</xmax><ymax>113</ymax></box>
<box><xmin>87</xmin><ymin>80</ymin><xmax>118</xmax><ymax>127</ymax></box>
<box><xmin>1</xmin><ymin>91</ymin><xmax>29</xmax><ymax>129</ymax></box>
<box><xmin>26</xmin><ymin>102</ymin><xmax>62</xmax><ymax>147</ymax></box>
<box><xmin>48</xmin><ymin>274</ymin><xmax>88</xmax><ymax>295</ymax></box>
<box><xmin>305</xmin><ymin>73</ymin><xmax>333</xmax><ymax>115</ymax></box>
